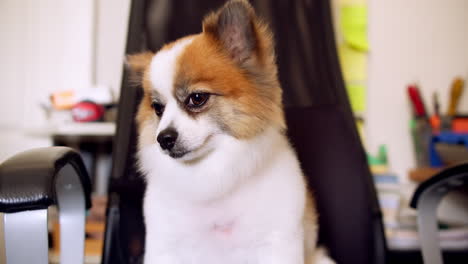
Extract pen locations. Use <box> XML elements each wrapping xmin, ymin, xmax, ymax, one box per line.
<box><xmin>447</xmin><ymin>78</ymin><xmax>464</xmax><ymax>117</ymax></box>
<box><xmin>430</xmin><ymin>92</ymin><xmax>440</xmax><ymax>131</ymax></box>
<box><xmin>407</xmin><ymin>84</ymin><xmax>427</xmax><ymax>118</ymax></box>
<box><xmin>433</xmin><ymin>92</ymin><xmax>440</xmax><ymax>116</ymax></box>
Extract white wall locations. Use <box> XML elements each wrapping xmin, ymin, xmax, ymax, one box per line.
<box><xmin>367</xmin><ymin>0</ymin><xmax>468</xmax><ymax>180</ymax></box>
<box><xmin>95</xmin><ymin>0</ymin><xmax>131</xmax><ymax>98</ymax></box>
<box><xmin>0</xmin><ymin>0</ymin><xmax>131</xmax><ymax>161</ymax></box>
<box><xmin>0</xmin><ymin>0</ymin><xmax>95</xmax><ymax>161</ymax></box>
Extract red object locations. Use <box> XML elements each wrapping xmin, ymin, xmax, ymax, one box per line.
<box><xmin>430</xmin><ymin>115</ymin><xmax>441</xmax><ymax>132</ymax></box>
<box><xmin>72</xmin><ymin>101</ymin><xmax>105</xmax><ymax>122</ymax></box>
<box><xmin>407</xmin><ymin>84</ymin><xmax>427</xmax><ymax>118</ymax></box>
<box><xmin>452</xmin><ymin>118</ymin><xmax>468</xmax><ymax>133</ymax></box>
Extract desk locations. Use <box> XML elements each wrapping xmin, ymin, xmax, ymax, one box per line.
<box><xmin>30</xmin><ymin>122</ymin><xmax>116</xmax><ymax>195</ymax></box>
<box><xmin>409</xmin><ymin>167</ymin><xmax>443</xmax><ymax>182</ymax></box>
<box><xmin>29</xmin><ymin>122</ymin><xmax>116</xmax><ymax>137</ymax></box>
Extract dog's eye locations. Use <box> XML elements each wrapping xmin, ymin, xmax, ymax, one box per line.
<box><xmin>187</xmin><ymin>93</ymin><xmax>210</xmax><ymax>108</ymax></box>
<box><xmin>151</xmin><ymin>102</ymin><xmax>164</xmax><ymax>117</ymax></box>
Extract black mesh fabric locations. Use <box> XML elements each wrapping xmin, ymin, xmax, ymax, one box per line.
<box><xmin>102</xmin><ymin>1</ymin><xmax>386</xmax><ymax>264</ymax></box>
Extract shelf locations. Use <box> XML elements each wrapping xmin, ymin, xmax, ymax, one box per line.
<box><xmin>29</xmin><ymin>122</ymin><xmax>116</xmax><ymax>137</ymax></box>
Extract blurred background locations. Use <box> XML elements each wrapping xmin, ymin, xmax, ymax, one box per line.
<box><xmin>1</xmin><ymin>0</ymin><xmax>468</xmax><ymax>263</ymax></box>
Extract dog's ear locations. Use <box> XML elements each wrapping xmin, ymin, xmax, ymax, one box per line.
<box><xmin>125</xmin><ymin>52</ymin><xmax>154</xmax><ymax>87</ymax></box>
<box><xmin>125</xmin><ymin>52</ymin><xmax>154</xmax><ymax>75</ymax></box>
<box><xmin>203</xmin><ymin>0</ymin><xmax>261</xmax><ymax>64</ymax></box>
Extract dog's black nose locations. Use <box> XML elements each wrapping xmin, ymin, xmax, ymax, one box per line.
<box><xmin>157</xmin><ymin>128</ymin><xmax>178</xmax><ymax>150</ymax></box>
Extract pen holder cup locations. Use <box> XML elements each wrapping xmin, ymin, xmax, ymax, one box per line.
<box><xmin>411</xmin><ymin>118</ymin><xmax>432</xmax><ymax>167</ymax></box>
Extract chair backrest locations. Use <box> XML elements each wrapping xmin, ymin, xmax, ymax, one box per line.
<box><xmin>102</xmin><ymin>1</ymin><xmax>387</xmax><ymax>264</ymax></box>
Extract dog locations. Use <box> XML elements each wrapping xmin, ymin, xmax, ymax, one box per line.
<box><xmin>127</xmin><ymin>0</ymin><xmax>335</xmax><ymax>263</ymax></box>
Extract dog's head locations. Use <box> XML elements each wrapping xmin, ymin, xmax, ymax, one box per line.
<box><xmin>128</xmin><ymin>0</ymin><xmax>284</xmax><ymax>162</ymax></box>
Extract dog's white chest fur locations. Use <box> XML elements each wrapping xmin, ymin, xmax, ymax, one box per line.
<box><xmin>139</xmin><ymin>128</ymin><xmax>309</xmax><ymax>264</ymax></box>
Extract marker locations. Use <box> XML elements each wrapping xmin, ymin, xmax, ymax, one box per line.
<box><xmin>407</xmin><ymin>84</ymin><xmax>427</xmax><ymax>118</ymax></box>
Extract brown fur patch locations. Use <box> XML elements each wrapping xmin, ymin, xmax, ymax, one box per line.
<box><xmin>160</xmin><ymin>35</ymin><xmax>197</xmax><ymax>52</ymax></box>
<box><xmin>172</xmin><ymin>0</ymin><xmax>285</xmax><ymax>139</ymax></box>
<box><xmin>126</xmin><ymin>51</ymin><xmax>157</xmax><ymax>140</ymax></box>
<box><xmin>303</xmin><ymin>190</ymin><xmax>319</xmax><ymax>262</ymax></box>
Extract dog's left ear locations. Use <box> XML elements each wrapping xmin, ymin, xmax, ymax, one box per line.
<box><xmin>125</xmin><ymin>52</ymin><xmax>154</xmax><ymax>87</ymax></box>
<box><xmin>125</xmin><ymin>52</ymin><xmax>154</xmax><ymax>75</ymax></box>
<box><xmin>203</xmin><ymin>0</ymin><xmax>268</xmax><ymax>65</ymax></box>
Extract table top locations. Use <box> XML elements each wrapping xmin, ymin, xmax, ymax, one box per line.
<box><xmin>28</xmin><ymin>122</ymin><xmax>116</xmax><ymax>137</ymax></box>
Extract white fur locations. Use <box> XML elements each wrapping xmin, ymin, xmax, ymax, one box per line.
<box><xmin>139</xmin><ymin>39</ymin><xmax>329</xmax><ymax>264</ymax></box>
<box><xmin>140</xmin><ymin>128</ymin><xmax>307</xmax><ymax>264</ymax></box>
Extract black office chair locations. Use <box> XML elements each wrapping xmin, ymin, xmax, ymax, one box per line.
<box><xmin>102</xmin><ymin>1</ymin><xmax>386</xmax><ymax>263</ymax></box>
<box><xmin>2</xmin><ymin>1</ymin><xmax>465</xmax><ymax>264</ymax></box>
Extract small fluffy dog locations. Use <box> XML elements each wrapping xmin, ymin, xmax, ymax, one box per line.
<box><xmin>127</xmin><ymin>1</ymin><xmax>335</xmax><ymax>263</ymax></box>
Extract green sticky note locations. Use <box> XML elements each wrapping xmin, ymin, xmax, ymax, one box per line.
<box><xmin>346</xmin><ymin>83</ymin><xmax>366</xmax><ymax>112</ymax></box>
<box><xmin>338</xmin><ymin>44</ymin><xmax>367</xmax><ymax>82</ymax></box>
<box><xmin>341</xmin><ymin>5</ymin><xmax>369</xmax><ymax>51</ymax></box>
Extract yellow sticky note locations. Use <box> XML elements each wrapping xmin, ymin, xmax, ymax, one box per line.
<box><xmin>346</xmin><ymin>83</ymin><xmax>366</xmax><ymax>112</ymax></box>
<box><xmin>340</xmin><ymin>0</ymin><xmax>366</xmax><ymax>4</ymax></box>
<box><xmin>341</xmin><ymin>5</ymin><xmax>369</xmax><ymax>51</ymax></box>
<box><xmin>338</xmin><ymin>44</ymin><xmax>367</xmax><ymax>82</ymax></box>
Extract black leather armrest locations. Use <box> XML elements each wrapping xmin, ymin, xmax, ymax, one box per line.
<box><xmin>0</xmin><ymin>147</ymin><xmax>92</xmax><ymax>213</ymax></box>
<box><xmin>410</xmin><ymin>163</ymin><xmax>468</xmax><ymax>209</ymax></box>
